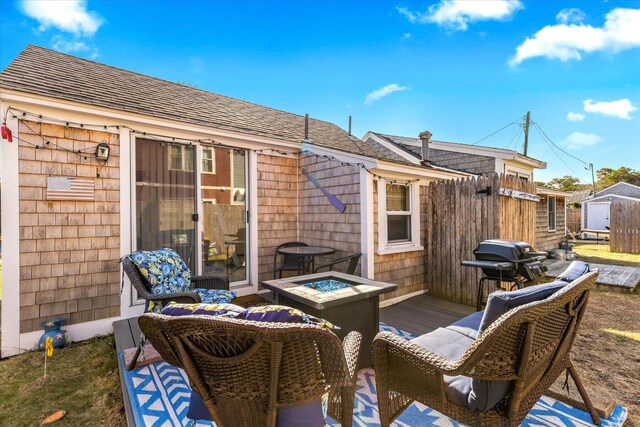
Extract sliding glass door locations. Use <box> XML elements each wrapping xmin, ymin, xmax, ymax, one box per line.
<box><xmin>135</xmin><ymin>138</ymin><xmax>197</xmax><ymax>271</ymax></box>
<box><xmin>201</xmin><ymin>147</ymin><xmax>248</xmax><ymax>284</ymax></box>
<box><xmin>134</xmin><ymin>138</ymin><xmax>249</xmax><ymax>285</ymax></box>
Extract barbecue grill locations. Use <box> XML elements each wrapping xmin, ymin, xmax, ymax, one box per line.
<box><xmin>462</xmin><ymin>239</ymin><xmax>548</xmax><ymax>310</ymax></box>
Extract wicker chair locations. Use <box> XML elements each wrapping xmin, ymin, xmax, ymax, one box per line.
<box><xmin>373</xmin><ymin>271</ymin><xmax>600</xmax><ymax>427</ymax></box>
<box><xmin>122</xmin><ymin>256</ymin><xmax>229</xmax><ymax>308</ymax></box>
<box><xmin>121</xmin><ymin>252</ymin><xmax>229</xmax><ymax>370</ymax></box>
<box><xmin>138</xmin><ymin>313</ymin><xmax>362</xmax><ymax>427</ymax></box>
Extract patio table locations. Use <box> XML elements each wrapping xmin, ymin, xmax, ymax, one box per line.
<box><xmin>276</xmin><ymin>245</ymin><xmax>335</xmax><ymax>274</ymax></box>
<box><xmin>261</xmin><ymin>271</ymin><xmax>397</xmax><ymax>368</ymax></box>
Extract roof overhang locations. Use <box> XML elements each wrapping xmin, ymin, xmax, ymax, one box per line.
<box><xmin>0</xmin><ymin>89</ymin><xmax>303</xmax><ymax>151</ymax></box>
<box><xmin>369</xmin><ymin>132</ymin><xmax>548</xmax><ymax>170</ymax></box>
<box><xmin>305</xmin><ymin>142</ymin><xmax>470</xmax><ymax>181</ymax></box>
<box><xmin>537</xmin><ymin>187</ymin><xmax>570</xmax><ymax>197</ymax></box>
<box><xmin>583</xmin><ymin>193</ymin><xmax>640</xmax><ymax>204</ymax></box>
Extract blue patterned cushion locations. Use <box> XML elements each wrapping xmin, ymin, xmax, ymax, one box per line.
<box><xmin>235</xmin><ymin>305</ymin><xmax>339</xmax><ymax>330</ymax></box>
<box><xmin>128</xmin><ymin>248</ymin><xmax>191</xmax><ymax>295</ymax></box>
<box><xmin>194</xmin><ymin>288</ymin><xmax>237</xmax><ymax>305</ymax></box>
<box><xmin>161</xmin><ymin>302</ymin><xmax>244</xmax><ymax>317</ymax></box>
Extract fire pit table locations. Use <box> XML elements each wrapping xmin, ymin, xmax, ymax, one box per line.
<box><xmin>261</xmin><ymin>271</ymin><xmax>397</xmax><ymax>368</ymax></box>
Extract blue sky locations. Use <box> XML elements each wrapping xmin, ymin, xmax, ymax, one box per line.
<box><xmin>1</xmin><ymin>0</ymin><xmax>639</xmax><ymax>183</ymax></box>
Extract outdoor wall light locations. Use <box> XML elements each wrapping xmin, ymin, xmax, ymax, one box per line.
<box><xmin>95</xmin><ymin>142</ymin><xmax>110</xmax><ymax>163</ymax></box>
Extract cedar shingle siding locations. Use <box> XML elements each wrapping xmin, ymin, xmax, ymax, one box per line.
<box><xmin>535</xmin><ymin>196</ymin><xmax>566</xmax><ymax>251</ymax></box>
<box><xmin>18</xmin><ymin>121</ymin><xmax>121</xmax><ymax>333</ymax></box>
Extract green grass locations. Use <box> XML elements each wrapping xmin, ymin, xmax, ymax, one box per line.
<box><xmin>572</xmin><ymin>242</ymin><xmax>640</xmax><ymax>268</ymax></box>
<box><xmin>0</xmin><ymin>335</ymin><xmax>125</xmax><ymax>426</ymax></box>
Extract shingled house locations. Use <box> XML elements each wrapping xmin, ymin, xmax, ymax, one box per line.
<box><xmin>0</xmin><ymin>45</ymin><xmax>468</xmax><ymax>356</ymax></box>
<box><xmin>362</xmin><ymin>131</ymin><xmax>569</xmax><ymax>251</ymax></box>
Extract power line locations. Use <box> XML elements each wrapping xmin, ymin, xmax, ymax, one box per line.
<box><xmin>532</xmin><ymin>125</ymin><xmax>590</xmax><ymax>184</ymax></box>
<box><xmin>470</xmin><ymin>115</ymin><xmax>524</xmax><ymax>146</ymax></box>
<box><xmin>505</xmin><ymin>125</ymin><xmax>523</xmax><ymax>151</ymax></box>
<box><xmin>532</xmin><ymin>122</ymin><xmax>589</xmax><ymax>167</ymax></box>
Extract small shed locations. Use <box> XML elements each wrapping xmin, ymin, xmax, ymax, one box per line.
<box><xmin>581</xmin><ymin>182</ymin><xmax>640</xmax><ymax>236</ymax></box>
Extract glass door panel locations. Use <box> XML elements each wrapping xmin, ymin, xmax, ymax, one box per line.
<box><xmin>201</xmin><ymin>147</ymin><xmax>247</xmax><ymax>283</ymax></box>
<box><xmin>135</xmin><ymin>138</ymin><xmax>197</xmax><ymax>271</ymax></box>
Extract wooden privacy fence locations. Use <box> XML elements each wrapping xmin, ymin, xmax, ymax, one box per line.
<box><xmin>426</xmin><ymin>174</ymin><xmax>538</xmax><ymax>307</ymax></box>
<box><xmin>566</xmin><ymin>207</ymin><xmax>581</xmax><ymax>235</ymax></box>
<box><xmin>610</xmin><ymin>201</ymin><xmax>640</xmax><ymax>254</ymax></box>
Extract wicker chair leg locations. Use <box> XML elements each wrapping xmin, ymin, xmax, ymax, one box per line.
<box><xmin>126</xmin><ymin>332</ymin><xmax>146</xmax><ymax>371</ymax></box>
<box><xmin>340</xmin><ymin>387</ymin><xmax>355</xmax><ymax>427</ymax></box>
<box><xmin>568</xmin><ymin>365</ymin><xmax>600</xmax><ymax>425</ymax></box>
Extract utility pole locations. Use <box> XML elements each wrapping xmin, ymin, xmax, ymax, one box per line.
<box><xmin>523</xmin><ymin>111</ymin><xmax>530</xmax><ymax>156</ymax></box>
<box><xmin>589</xmin><ymin>163</ymin><xmax>597</xmax><ymax>197</ymax></box>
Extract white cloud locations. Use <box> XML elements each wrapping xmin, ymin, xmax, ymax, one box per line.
<box><xmin>567</xmin><ymin>112</ymin><xmax>585</xmax><ymax>122</ymax></box>
<box><xmin>51</xmin><ymin>36</ymin><xmax>100</xmax><ymax>59</ymax></box>
<box><xmin>403</xmin><ymin>32</ymin><xmax>412</xmax><ymax>39</ymax></box>
<box><xmin>397</xmin><ymin>0</ymin><xmax>523</xmax><ymax>31</ymax></box>
<box><xmin>364</xmin><ymin>83</ymin><xmax>409</xmax><ymax>105</ymax></box>
<box><xmin>21</xmin><ymin>0</ymin><xmax>103</xmax><ymax>37</ymax></box>
<box><xmin>561</xmin><ymin>132</ymin><xmax>602</xmax><ymax>149</ymax></box>
<box><xmin>556</xmin><ymin>8</ymin><xmax>586</xmax><ymax>25</ymax></box>
<box><xmin>510</xmin><ymin>8</ymin><xmax>640</xmax><ymax>66</ymax></box>
<box><xmin>583</xmin><ymin>98</ymin><xmax>637</xmax><ymax>120</ymax></box>
<box><xmin>52</xmin><ymin>35</ymin><xmax>99</xmax><ymax>59</ymax></box>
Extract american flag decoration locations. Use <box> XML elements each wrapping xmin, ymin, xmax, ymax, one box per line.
<box><xmin>46</xmin><ymin>177</ymin><xmax>95</xmax><ymax>201</ymax></box>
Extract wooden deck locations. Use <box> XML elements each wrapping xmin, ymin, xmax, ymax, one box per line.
<box><xmin>113</xmin><ymin>293</ymin><xmax>473</xmax><ymax>426</ymax></box>
<box><xmin>545</xmin><ymin>259</ymin><xmax>640</xmax><ymax>292</ymax></box>
<box><xmin>380</xmin><ymin>293</ymin><xmax>474</xmax><ymax>336</ymax></box>
<box><xmin>113</xmin><ymin>317</ymin><xmax>141</xmax><ymax>427</ymax></box>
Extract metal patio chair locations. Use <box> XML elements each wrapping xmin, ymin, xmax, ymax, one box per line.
<box><xmin>273</xmin><ymin>241</ymin><xmax>309</xmax><ymax>278</ymax></box>
<box><xmin>314</xmin><ymin>253</ymin><xmax>362</xmax><ymax>275</ymax></box>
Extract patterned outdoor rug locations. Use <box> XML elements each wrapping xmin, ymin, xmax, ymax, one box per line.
<box><xmin>120</xmin><ymin>323</ymin><xmax>628</xmax><ymax>427</ymax></box>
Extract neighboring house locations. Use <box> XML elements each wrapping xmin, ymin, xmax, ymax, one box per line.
<box><xmin>581</xmin><ymin>182</ymin><xmax>640</xmax><ymax>234</ymax></box>
<box><xmin>0</xmin><ymin>45</ymin><xmax>468</xmax><ymax>356</ymax></box>
<box><xmin>362</xmin><ymin>132</ymin><xmax>566</xmax><ymax>251</ymax></box>
<box><xmin>536</xmin><ymin>188</ymin><xmax>570</xmax><ymax>251</ymax></box>
<box><xmin>362</xmin><ymin>131</ymin><xmax>546</xmax><ymax>181</ymax></box>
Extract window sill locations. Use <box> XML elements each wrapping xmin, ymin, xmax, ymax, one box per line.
<box><xmin>376</xmin><ymin>244</ymin><xmax>424</xmax><ymax>255</ymax></box>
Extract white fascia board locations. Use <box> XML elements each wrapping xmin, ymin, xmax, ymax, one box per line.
<box><xmin>599</xmin><ymin>181</ymin><xmax>640</xmax><ymax>193</ymax></box>
<box><xmin>302</xmin><ymin>142</ymin><xmax>378</xmax><ymax>169</ymax></box>
<box><xmin>375</xmin><ymin>160</ymin><xmax>470</xmax><ymax>181</ymax></box>
<box><xmin>537</xmin><ymin>188</ymin><xmax>571</xmax><ymax>198</ymax></box>
<box><xmin>1</xmin><ymin>90</ymin><xmax>301</xmax><ymax>152</ymax></box>
<box><xmin>363</xmin><ymin>132</ymin><xmax>420</xmax><ymax>165</ymax></box>
<box><xmin>583</xmin><ymin>194</ymin><xmax>640</xmax><ymax>204</ymax></box>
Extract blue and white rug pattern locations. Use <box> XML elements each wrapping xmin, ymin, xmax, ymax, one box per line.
<box><xmin>120</xmin><ymin>323</ymin><xmax>628</xmax><ymax>427</ymax></box>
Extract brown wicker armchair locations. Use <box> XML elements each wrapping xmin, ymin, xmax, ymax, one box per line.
<box><xmin>139</xmin><ymin>313</ymin><xmax>362</xmax><ymax>427</ymax></box>
<box><xmin>122</xmin><ymin>256</ymin><xmax>229</xmax><ymax>308</ymax></box>
<box><xmin>373</xmin><ymin>271</ymin><xmax>600</xmax><ymax>427</ymax></box>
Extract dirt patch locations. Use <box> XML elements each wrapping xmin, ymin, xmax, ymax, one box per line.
<box><xmin>549</xmin><ymin>291</ymin><xmax>640</xmax><ymax>426</ymax></box>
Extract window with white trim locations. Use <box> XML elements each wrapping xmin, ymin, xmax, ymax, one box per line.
<box><xmin>168</xmin><ymin>144</ymin><xmax>194</xmax><ymax>171</ymax></box>
<box><xmin>548</xmin><ymin>196</ymin><xmax>557</xmax><ymax>231</ymax></box>
<box><xmin>202</xmin><ymin>147</ymin><xmax>215</xmax><ymax>173</ymax></box>
<box><xmin>377</xmin><ymin>179</ymin><xmax>423</xmax><ymax>254</ymax></box>
<box><xmin>386</xmin><ymin>184</ymin><xmax>411</xmax><ymax>242</ymax></box>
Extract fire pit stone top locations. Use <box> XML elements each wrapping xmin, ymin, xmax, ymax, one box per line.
<box><xmin>261</xmin><ymin>271</ymin><xmax>398</xmax><ymax>309</ymax></box>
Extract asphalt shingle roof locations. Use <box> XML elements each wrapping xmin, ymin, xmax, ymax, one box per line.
<box><xmin>0</xmin><ymin>45</ymin><xmax>416</xmax><ymax>165</ymax></box>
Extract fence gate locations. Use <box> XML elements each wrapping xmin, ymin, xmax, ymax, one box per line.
<box><xmin>610</xmin><ymin>201</ymin><xmax>640</xmax><ymax>254</ymax></box>
<box><xmin>426</xmin><ymin>174</ymin><xmax>538</xmax><ymax>306</ymax></box>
